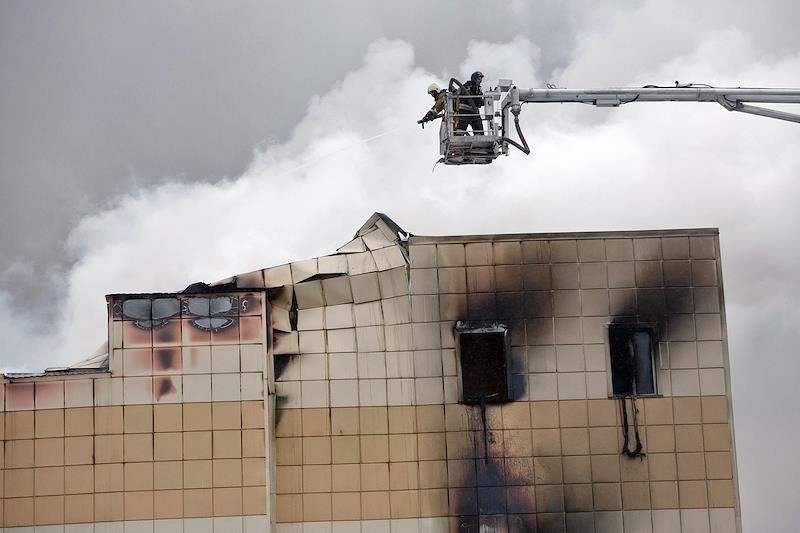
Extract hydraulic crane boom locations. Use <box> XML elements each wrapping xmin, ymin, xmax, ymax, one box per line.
<box><xmin>438</xmin><ymin>79</ymin><xmax>800</xmax><ymax>165</ymax></box>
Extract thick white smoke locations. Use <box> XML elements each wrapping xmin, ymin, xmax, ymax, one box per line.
<box><xmin>2</xmin><ymin>19</ymin><xmax>800</xmax><ymax>531</ymax></box>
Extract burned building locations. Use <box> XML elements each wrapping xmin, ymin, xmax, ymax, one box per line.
<box><xmin>0</xmin><ymin>213</ymin><xmax>740</xmax><ymax>532</ymax></box>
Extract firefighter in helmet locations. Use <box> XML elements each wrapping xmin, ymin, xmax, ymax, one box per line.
<box><xmin>419</xmin><ymin>83</ymin><xmax>446</xmax><ymax>125</ymax></box>
<box><xmin>457</xmin><ymin>71</ymin><xmax>484</xmax><ymax>135</ymax></box>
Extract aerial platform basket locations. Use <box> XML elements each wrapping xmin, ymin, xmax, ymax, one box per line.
<box><xmin>438</xmin><ymin>78</ymin><xmax>800</xmax><ymax>165</ymax></box>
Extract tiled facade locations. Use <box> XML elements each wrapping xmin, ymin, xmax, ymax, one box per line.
<box><xmin>0</xmin><ymin>214</ymin><xmax>740</xmax><ymax>532</ymax></box>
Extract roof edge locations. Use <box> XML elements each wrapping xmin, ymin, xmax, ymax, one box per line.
<box><xmin>409</xmin><ymin>227</ymin><xmax>719</xmax><ymax>244</ymax></box>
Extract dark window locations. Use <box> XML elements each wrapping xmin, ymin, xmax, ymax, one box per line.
<box><xmin>455</xmin><ymin>322</ymin><xmax>510</xmax><ymax>404</ymax></box>
<box><xmin>609</xmin><ymin>326</ymin><xmax>656</xmax><ymax>396</ymax></box>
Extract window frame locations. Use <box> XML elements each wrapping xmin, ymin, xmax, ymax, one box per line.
<box><xmin>454</xmin><ymin>320</ymin><xmax>511</xmax><ymax>405</ymax></box>
<box><xmin>604</xmin><ymin>323</ymin><xmax>660</xmax><ymax>397</ymax></box>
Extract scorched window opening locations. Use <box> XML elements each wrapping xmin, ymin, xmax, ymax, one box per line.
<box><xmin>609</xmin><ymin>325</ymin><xmax>657</xmax><ymax>396</ymax></box>
<box><xmin>455</xmin><ymin>322</ymin><xmax>511</xmax><ymax>405</ymax></box>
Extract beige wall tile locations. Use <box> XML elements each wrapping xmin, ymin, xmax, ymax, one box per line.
<box><xmin>418</xmin><ymin>488</ymin><xmax>449</xmax><ymax>517</ymax></box>
<box><xmin>5</xmin><ymin>468</ymin><xmax>34</xmax><ymax>497</ymax></box>
<box><xmin>559</xmin><ymin>400</ymin><xmax>588</xmax><ymax>428</ymax></box>
<box><xmin>534</xmin><ymin>456</ymin><xmax>563</xmax><ymax>484</ymax></box>
<box><xmin>94</xmin><ymin>463</ymin><xmax>123</xmax><ymax>492</ymax></box>
<box><xmin>564</xmin><ymin>483</ymin><xmax>594</xmax><ymax>513</ymax></box>
<box><xmin>389</xmin><ymin>434</ymin><xmax>418</xmax><ymax>462</ymax></box>
<box><xmin>301</xmin><ymin>408</ymin><xmax>331</xmax><ymax>436</ymax></box>
<box><xmin>184</xmin><ymin>430</ymin><xmax>212</xmax><ymax>459</ymax></box>
<box><xmin>242</xmin><ymin>487</ymin><xmax>267</xmax><ymax>516</ymax></box>
<box><xmin>276</xmin><ymin>437</ymin><xmax>303</xmax><ymax>465</ymax></box>
<box><xmin>588</xmin><ymin>399</ymin><xmax>617</xmax><ymax>427</ymax></box>
<box><xmin>621</xmin><ymin>481</ymin><xmax>650</xmax><ymax>510</ymax></box>
<box><xmin>648</xmin><ymin>453</ymin><xmax>677</xmax><ymax>481</ymax></box>
<box><xmin>701</xmin><ymin>396</ymin><xmax>729</xmax><ymax>424</ymax></box>
<box><xmin>708</xmin><ymin>479</ymin><xmax>735</xmax><ymax>507</ymax></box>
<box><xmin>303</xmin><ymin>436</ymin><xmax>332</xmax><ymax>464</ymax></box>
<box><xmin>34</xmin><ymin>494</ymin><xmax>64</xmax><ymax>525</ymax></box>
<box><xmin>242</xmin><ymin>428</ymin><xmax>265</xmax><ymax>458</ymax></box>
<box><xmin>675</xmin><ymin>425</ymin><xmax>704</xmax><ymax>452</ymax></box>
<box><xmin>4</xmin><ymin>496</ymin><xmax>34</xmax><ymax>526</ymax></box>
<box><xmin>390</xmin><ymin>489</ymin><xmax>420</xmax><ymax>518</ymax></box>
<box><xmin>183</xmin><ymin>402</ymin><xmax>212</xmax><ymax>431</ymax></box>
<box><xmin>388</xmin><ymin>406</ymin><xmax>417</xmax><ymax>434</ymax></box>
<box><xmin>360</xmin><ymin>406</ymin><xmax>389</xmax><ymax>434</ymax></box>
<box><xmin>677</xmin><ymin>452</ymin><xmax>706</xmax><ymax>480</ymax></box>
<box><xmin>390</xmin><ymin>461</ymin><xmax>419</xmax><ymax>490</ymax></box>
<box><xmin>705</xmin><ymin>451</ymin><xmax>733</xmax><ymax>479</ymax></box>
<box><xmin>592</xmin><ymin>454</ymin><xmax>621</xmax><ymax>482</ymax></box>
<box><xmin>6</xmin><ymin>438</ymin><xmax>34</xmax><ymax>468</ymax></box>
<box><xmin>592</xmin><ymin>483</ymin><xmax>622</xmax><ymax>511</ymax></box>
<box><xmin>276</xmin><ymin>409</ymin><xmax>303</xmax><ymax>437</ymax></box>
<box><xmin>124</xmin><ymin>461</ymin><xmax>154</xmax><ymax>491</ymax></box>
<box><xmin>153</xmin><ymin>489</ymin><xmax>183</xmax><ymax>519</ymax></box>
<box><xmin>64</xmin><ymin>493</ymin><xmax>93</xmax><ymax>523</ymax></box>
<box><xmin>153</xmin><ymin>460</ymin><xmax>182</xmax><ymax>490</ymax></box>
<box><xmin>276</xmin><ymin>493</ymin><xmax>304</xmax><ymax>522</ymax></box>
<box><xmin>64</xmin><ymin>464</ymin><xmax>93</xmax><ymax>494</ymax></box>
<box><xmin>561</xmin><ymin>428</ymin><xmax>590</xmax><ymax>456</ymax></box>
<box><xmin>94</xmin><ymin>434</ymin><xmax>123</xmax><ymax>463</ymax></box>
<box><xmin>64</xmin><ymin>435</ymin><xmax>93</xmax><ymax>465</ymax></box>
<box><xmin>673</xmin><ymin>397</ymin><xmax>702</xmax><ymax>424</ymax></box>
<box><xmin>34</xmin><ymin>437</ymin><xmax>64</xmax><ymax>466</ymax></box>
<box><xmin>183</xmin><ymin>488</ymin><xmax>213</xmax><ymax>518</ymax></box>
<box><xmin>95</xmin><ymin>406</ymin><xmax>123</xmax><ymax>434</ymax></box>
<box><xmin>124</xmin><ymin>404</ymin><xmax>153</xmax><ymax>433</ymax></box>
<box><xmin>531</xmin><ymin>401</ymin><xmax>559</xmax><ymax>428</ymax></box>
<box><xmin>301</xmin><ymin>463</ymin><xmax>331</xmax><ymax>493</ymax></box>
<box><xmin>302</xmin><ymin>492</ymin><xmax>332</xmax><ymax>521</ymax></box>
<box><xmin>124</xmin><ymin>433</ymin><xmax>153</xmax><ymax>462</ymax></box>
<box><xmin>503</xmin><ymin>429</ymin><xmax>534</xmax><ymax>457</ymax></box>
<box><xmin>213</xmin><ymin>458</ymin><xmax>243</xmax><ymax>487</ymax></box>
<box><xmin>563</xmin><ymin>456</ymin><xmax>592</xmax><ymax>484</ymax></box>
<box><xmin>276</xmin><ymin>465</ymin><xmax>302</xmax><ymax>494</ymax></box>
<box><xmin>646</xmin><ymin>426</ymin><xmax>675</xmax><ymax>453</ymax></box>
<box><xmin>535</xmin><ymin>484</ymin><xmax>564</xmax><ymax>513</ymax></box>
<box><xmin>644</xmin><ymin>398</ymin><xmax>674</xmax><ymax>426</ymax></box>
<box><xmin>213</xmin><ymin>487</ymin><xmax>243</xmax><ymax>516</ymax></box>
<box><xmin>360</xmin><ymin>434</ymin><xmax>389</xmax><ymax>463</ymax></box>
<box><xmin>154</xmin><ymin>432</ymin><xmax>182</xmax><ymax>461</ymax></box>
<box><xmin>331</xmin><ymin>434</ymin><xmax>360</xmax><ymax>464</ymax></box>
<box><xmin>331</xmin><ymin>463</ymin><xmax>360</xmax><ymax>492</ymax></box>
<box><xmin>620</xmin><ymin>455</ymin><xmax>649</xmax><ymax>482</ymax></box>
<box><xmin>212</xmin><ymin>430</ymin><xmax>242</xmax><ymax>458</ymax></box>
<box><xmin>532</xmin><ymin>428</ymin><xmax>561</xmax><ymax>456</ymax></box>
<box><xmin>241</xmin><ymin>400</ymin><xmax>265</xmax><ymax>429</ymax></box>
<box><xmin>703</xmin><ymin>424</ymin><xmax>731</xmax><ymax>451</ymax></box>
<box><xmin>212</xmin><ymin>402</ymin><xmax>242</xmax><ymax>430</ymax></box>
<box><xmin>64</xmin><ymin>407</ymin><xmax>94</xmax><ymax>436</ymax></box>
<box><xmin>34</xmin><ymin>409</ymin><xmax>64</xmax><ymax>438</ymax></box>
<box><xmin>153</xmin><ymin>404</ymin><xmax>183</xmax><ymax>432</ymax></box>
<box><xmin>590</xmin><ymin>427</ymin><xmax>620</xmax><ymax>455</ymax></box>
<box><xmin>679</xmin><ymin>480</ymin><xmax>708</xmax><ymax>508</ymax></box>
<box><xmin>650</xmin><ymin>481</ymin><xmax>679</xmax><ymax>509</ymax></box>
<box><xmin>183</xmin><ymin>459</ymin><xmax>212</xmax><ymax>488</ymax></box>
<box><xmin>331</xmin><ymin>491</ymin><xmax>361</xmax><ymax>520</ymax></box>
<box><xmin>418</xmin><ymin>460</ymin><xmax>448</xmax><ymax>489</ymax></box>
<box><xmin>416</xmin><ymin>432</ymin><xmax>446</xmax><ymax>461</ymax></box>
<box><xmin>361</xmin><ymin>490</ymin><xmax>391</xmax><ymax>519</ymax></box>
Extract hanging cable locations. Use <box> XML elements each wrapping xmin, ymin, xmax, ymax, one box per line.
<box><xmin>619</xmin><ymin>337</ymin><xmax>646</xmax><ymax>459</ymax></box>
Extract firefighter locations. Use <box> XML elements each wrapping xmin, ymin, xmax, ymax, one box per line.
<box><xmin>458</xmin><ymin>71</ymin><xmax>484</xmax><ymax>135</ymax></box>
<box><xmin>419</xmin><ymin>83</ymin><xmax>446</xmax><ymax>125</ymax></box>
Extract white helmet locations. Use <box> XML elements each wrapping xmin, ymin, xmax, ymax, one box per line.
<box><xmin>427</xmin><ymin>83</ymin><xmax>440</xmax><ymax>94</ymax></box>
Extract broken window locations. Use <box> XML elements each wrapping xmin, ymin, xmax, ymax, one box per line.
<box><xmin>455</xmin><ymin>321</ymin><xmax>510</xmax><ymax>404</ymax></box>
<box><xmin>609</xmin><ymin>325</ymin><xmax>656</xmax><ymax>396</ymax></box>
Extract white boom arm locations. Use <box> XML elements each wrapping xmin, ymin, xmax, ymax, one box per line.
<box><xmin>509</xmin><ymin>86</ymin><xmax>800</xmax><ymax>123</ymax></box>
<box><xmin>438</xmin><ymin>80</ymin><xmax>800</xmax><ymax>165</ymax></box>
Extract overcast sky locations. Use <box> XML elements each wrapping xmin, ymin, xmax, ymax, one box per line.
<box><xmin>2</xmin><ymin>0</ymin><xmax>800</xmax><ymax>530</ymax></box>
